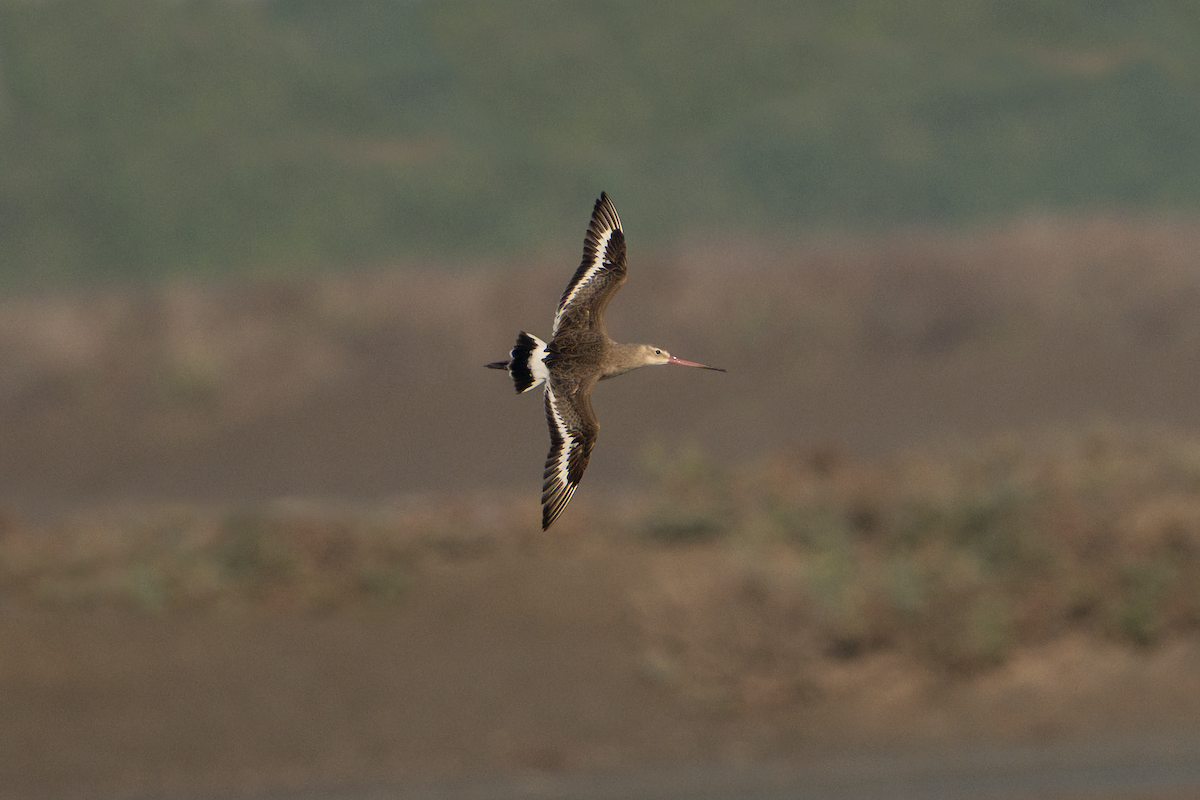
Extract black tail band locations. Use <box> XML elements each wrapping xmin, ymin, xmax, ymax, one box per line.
<box><xmin>510</xmin><ymin>332</ymin><xmax>538</xmax><ymax>393</ymax></box>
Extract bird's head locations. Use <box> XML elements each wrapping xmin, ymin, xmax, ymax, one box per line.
<box><xmin>640</xmin><ymin>344</ymin><xmax>725</xmax><ymax>371</ymax></box>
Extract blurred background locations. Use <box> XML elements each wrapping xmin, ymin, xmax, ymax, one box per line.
<box><xmin>4</xmin><ymin>1</ymin><xmax>1200</xmax><ymax>798</ymax></box>
<box><xmin>3</xmin><ymin>0</ymin><xmax>1200</xmax><ymax>284</ymax></box>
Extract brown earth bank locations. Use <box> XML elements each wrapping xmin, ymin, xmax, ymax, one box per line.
<box><xmin>3</xmin><ymin>538</ymin><xmax>1200</xmax><ymax>799</ymax></box>
<box><xmin>4</xmin><ymin>438</ymin><xmax>1200</xmax><ymax>799</ymax></box>
<box><xmin>6</xmin><ymin>216</ymin><xmax>1200</xmax><ymax>797</ymax></box>
<box><xmin>4</xmin><ymin>214</ymin><xmax>1200</xmax><ymax>517</ymax></box>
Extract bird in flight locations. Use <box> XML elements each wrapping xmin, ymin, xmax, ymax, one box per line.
<box><xmin>487</xmin><ymin>193</ymin><xmax>725</xmax><ymax>529</ymax></box>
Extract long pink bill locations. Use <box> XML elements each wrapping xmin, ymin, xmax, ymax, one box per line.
<box><xmin>668</xmin><ymin>355</ymin><xmax>726</xmax><ymax>372</ymax></box>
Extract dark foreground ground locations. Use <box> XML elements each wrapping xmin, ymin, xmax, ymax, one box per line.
<box><xmin>5</xmin><ymin>217</ymin><xmax>1200</xmax><ymax>798</ymax></box>
<box><xmin>5</xmin><ymin>539</ymin><xmax>1200</xmax><ymax>799</ymax></box>
<box><xmin>4</xmin><ymin>539</ymin><xmax>1200</xmax><ymax>799</ymax></box>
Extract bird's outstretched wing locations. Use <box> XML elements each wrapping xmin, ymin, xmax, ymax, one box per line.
<box><xmin>552</xmin><ymin>193</ymin><xmax>627</xmax><ymax>336</ymax></box>
<box><xmin>541</xmin><ymin>379</ymin><xmax>599</xmax><ymax>530</ymax></box>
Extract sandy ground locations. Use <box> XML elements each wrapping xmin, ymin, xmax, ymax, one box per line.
<box><xmin>6</xmin><ymin>224</ymin><xmax>1200</xmax><ymax>797</ymax></box>
<box><xmin>4</xmin><ymin>537</ymin><xmax>1200</xmax><ymax>798</ymax></box>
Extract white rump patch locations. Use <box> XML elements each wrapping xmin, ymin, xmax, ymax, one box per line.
<box><xmin>524</xmin><ymin>336</ymin><xmax>550</xmax><ymax>392</ymax></box>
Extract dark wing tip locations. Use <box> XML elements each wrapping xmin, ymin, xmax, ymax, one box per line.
<box><xmin>540</xmin><ymin>386</ymin><xmax>599</xmax><ymax>530</ymax></box>
<box><xmin>592</xmin><ymin>192</ymin><xmax>622</xmax><ymax>234</ymax></box>
<box><xmin>540</xmin><ymin>470</ymin><xmax>574</xmax><ymax>530</ymax></box>
<box><xmin>541</xmin><ymin>478</ymin><xmax>579</xmax><ymax>530</ymax></box>
<box><xmin>540</xmin><ymin>444</ymin><xmax>578</xmax><ymax>531</ymax></box>
<box><xmin>541</xmin><ymin>498</ymin><xmax>564</xmax><ymax>530</ymax></box>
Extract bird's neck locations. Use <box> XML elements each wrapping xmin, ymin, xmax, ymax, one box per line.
<box><xmin>599</xmin><ymin>342</ymin><xmax>646</xmax><ymax>381</ymax></box>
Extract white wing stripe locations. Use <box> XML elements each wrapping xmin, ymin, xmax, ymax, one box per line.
<box><xmin>547</xmin><ymin>388</ymin><xmax>573</xmax><ymax>491</ymax></box>
<box><xmin>553</xmin><ymin>227</ymin><xmax>616</xmax><ymax>334</ymax></box>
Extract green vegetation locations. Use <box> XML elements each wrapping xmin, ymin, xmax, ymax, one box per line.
<box><xmin>3</xmin><ymin>0</ymin><xmax>1200</xmax><ymax>283</ymax></box>
<box><xmin>635</xmin><ymin>430</ymin><xmax>1200</xmax><ymax>697</ymax></box>
<box><xmin>4</xmin><ymin>429</ymin><xmax>1199</xmax><ymax>687</ymax></box>
<box><xmin>2</xmin><ymin>504</ymin><xmax>421</xmax><ymax>612</ymax></box>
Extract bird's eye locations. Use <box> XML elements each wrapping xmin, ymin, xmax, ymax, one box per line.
<box><xmin>654</xmin><ymin>349</ymin><xmax>662</xmax><ymax>355</ymax></box>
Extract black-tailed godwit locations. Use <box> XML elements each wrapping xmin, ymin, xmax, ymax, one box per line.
<box><xmin>487</xmin><ymin>193</ymin><xmax>724</xmax><ymax>529</ymax></box>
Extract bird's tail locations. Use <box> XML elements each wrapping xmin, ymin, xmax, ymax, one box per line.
<box><xmin>486</xmin><ymin>332</ymin><xmax>549</xmax><ymax>394</ymax></box>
